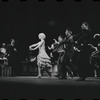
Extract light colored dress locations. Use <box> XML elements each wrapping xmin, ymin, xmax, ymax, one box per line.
<box><xmin>37</xmin><ymin>40</ymin><xmax>52</xmax><ymax>68</ymax></box>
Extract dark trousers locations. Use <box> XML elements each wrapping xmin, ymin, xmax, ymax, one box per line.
<box><xmin>57</xmin><ymin>52</ymin><xmax>73</xmax><ymax>78</ymax></box>
<box><xmin>78</xmin><ymin>53</ymin><xmax>94</xmax><ymax>78</ymax></box>
<box><xmin>57</xmin><ymin>52</ymin><xmax>65</xmax><ymax>77</ymax></box>
<box><xmin>95</xmin><ymin>58</ymin><xmax>100</xmax><ymax>77</ymax></box>
<box><xmin>62</xmin><ymin>53</ymin><xmax>73</xmax><ymax>78</ymax></box>
<box><xmin>8</xmin><ymin>59</ymin><xmax>17</xmax><ymax>76</ymax></box>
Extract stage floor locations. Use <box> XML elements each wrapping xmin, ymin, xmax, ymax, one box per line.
<box><xmin>0</xmin><ymin>76</ymin><xmax>100</xmax><ymax>100</ymax></box>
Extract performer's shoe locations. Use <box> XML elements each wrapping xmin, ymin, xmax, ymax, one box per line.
<box><xmin>37</xmin><ymin>75</ymin><xmax>41</xmax><ymax>78</ymax></box>
<box><xmin>50</xmin><ymin>75</ymin><xmax>53</xmax><ymax>78</ymax></box>
<box><xmin>70</xmin><ymin>73</ymin><xmax>74</xmax><ymax>78</ymax></box>
<box><xmin>59</xmin><ymin>76</ymin><xmax>67</xmax><ymax>79</ymax></box>
<box><xmin>49</xmin><ymin>74</ymin><xmax>52</xmax><ymax>78</ymax></box>
<box><xmin>76</xmin><ymin>77</ymin><xmax>85</xmax><ymax>81</ymax></box>
<box><xmin>54</xmin><ymin>75</ymin><xmax>59</xmax><ymax>77</ymax></box>
<box><xmin>54</xmin><ymin>75</ymin><xmax>60</xmax><ymax>78</ymax></box>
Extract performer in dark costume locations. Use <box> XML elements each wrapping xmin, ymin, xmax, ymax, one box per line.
<box><xmin>6</xmin><ymin>39</ymin><xmax>17</xmax><ymax>76</ymax></box>
<box><xmin>54</xmin><ymin>29</ymin><xmax>74</xmax><ymax>79</ymax></box>
<box><xmin>53</xmin><ymin>35</ymin><xmax>66</xmax><ymax>79</ymax></box>
<box><xmin>47</xmin><ymin>39</ymin><xmax>59</xmax><ymax>65</ymax></box>
<box><xmin>61</xmin><ymin>30</ymin><xmax>74</xmax><ymax>79</ymax></box>
<box><xmin>96</xmin><ymin>43</ymin><xmax>100</xmax><ymax>77</ymax></box>
<box><xmin>90</xmin><ymin>42</ymin><xmax>100</xmax><ymax>77</ymax></box>
<box><xmin>76</xmin><ymin>22</ymin><xmax>94</xmax><ymax>81</ymax></box>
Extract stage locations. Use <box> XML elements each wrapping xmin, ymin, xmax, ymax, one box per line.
<box><xmin>0</xmin><ymin>76</ymin><xmax>100</xmax><ymax>100</ymax></box>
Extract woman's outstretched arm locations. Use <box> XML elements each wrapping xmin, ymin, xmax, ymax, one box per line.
<box><xmin>30</xmin><ymin>40</ymin><xmax>44</xmax><ymax>51</ymax></box>
<box><xmin>29</xmin><ymin>43</ymin><xmax>39</xmax><ymax>50</ymax></box>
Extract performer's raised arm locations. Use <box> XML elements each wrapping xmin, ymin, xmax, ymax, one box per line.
<box><xmin>53</xmin><ymin>39</ymin><xmax>59</xmax><ymax>44</ymax></box>
<box><xmin>56</xmin><ymin>32</ymin><xmax>73</xmax><ymax>49</ymax></box>
<box><xmin>93</xmin><ymin>33</ymin><xmax>100</xmax><ymax>38</ymax></box>
<box><xmin>29</xmin><ymin>43</ymin><xmax>38</xmax><ymax>49</ymax></box>
<box><xmin>30</xmin><ymin>40</ymin><xmax>44</xmax><ymax>51</ymax></box>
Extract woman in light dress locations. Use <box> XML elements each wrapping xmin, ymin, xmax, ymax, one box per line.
<box><xmin>29</xmin><ymin>33</ymin><xmax>52</xmax><ymax>78</ymax></box>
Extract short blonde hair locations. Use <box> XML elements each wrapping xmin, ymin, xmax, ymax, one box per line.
<box><xmin>38</xmin><ymin>33</ymin><xmax>46</xmax><ymax>39</ymax></box>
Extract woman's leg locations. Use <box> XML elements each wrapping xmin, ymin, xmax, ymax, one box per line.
<box><xmin>37</xmin><ymin>63</ymin><xmax>41</xmax><ymax>78</ymax></box>
<box><xmin>45</xmin><ymin>66</ymin><xmax>52</xmax><ymax>78</ymax></box>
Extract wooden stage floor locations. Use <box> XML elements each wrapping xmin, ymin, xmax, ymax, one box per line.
<box><xmin>0</xmin><ymin>76</ymin><xmax>100</xmax><ymax>100</ymax></box>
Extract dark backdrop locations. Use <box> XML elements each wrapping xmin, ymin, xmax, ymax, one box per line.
<box><xmin>0</xmin><ymin>0</ymin><xmax>100</xmax><ymax>59</ymax></box>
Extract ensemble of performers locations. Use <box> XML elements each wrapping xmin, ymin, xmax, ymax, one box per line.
<box><xmin>0</xmin><ymin>39</ymin><xmax>18</xmax><ymax>77</ymax></box>
<box><xmin>29</xmin><ymin>22</ymin><xmax>100</xmax><ymax>81</ymax></box>
<box><xmin>1</xmin><ymin>22</ymin><xmax>100</xmax><ymax>81</ymax></box>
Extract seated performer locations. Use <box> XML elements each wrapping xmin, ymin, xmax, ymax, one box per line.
<box><xmin>29</xmin><ymin>33</ymin><xmax>52</xmax><ymax>78</ymax></box>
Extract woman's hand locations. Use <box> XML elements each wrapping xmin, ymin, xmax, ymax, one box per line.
<box><xmin>29</xmin><ymin>46</ymin><xmax>32</xmax><ymax>50</ymax></box>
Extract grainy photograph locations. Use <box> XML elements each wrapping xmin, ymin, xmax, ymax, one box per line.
<box><xmin>0</xmin><ymin>0</ymin><xmax>100</xmax><ymax>100</ymax></box>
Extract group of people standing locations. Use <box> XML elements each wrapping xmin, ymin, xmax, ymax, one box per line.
<box><xmin>0</xmin><ymin>22</ymin><xmax>100</xmax><ymax>80</ymax></box>
<box><xmin>29</xmin><ymin>22</ymin><xmax>100</xmax><ymax>81</ymax></box>
<box><xmin>0</xmin><ymin>39</ymin><xmax>18</xmax><ymax>77</ymax></box>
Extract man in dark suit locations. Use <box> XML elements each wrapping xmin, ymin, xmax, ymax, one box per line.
<box><xmin>76</xmin><ymin>22</ymin><xmax>94</xmax><ymax>81</ymax></box>
<box><xmin>61</xmin><ymin>29</ymin><xmax>74</xmax><ymax>79</ymax></box>
<box><xmin>6</xmin><ymin>39</ymin><xmax>17</xmax><ymax>76</ymax></box>
<box><xmin>54</xmin><ymin>29</ymin><xmax>74</xmax><ymax>79</ymax></box>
